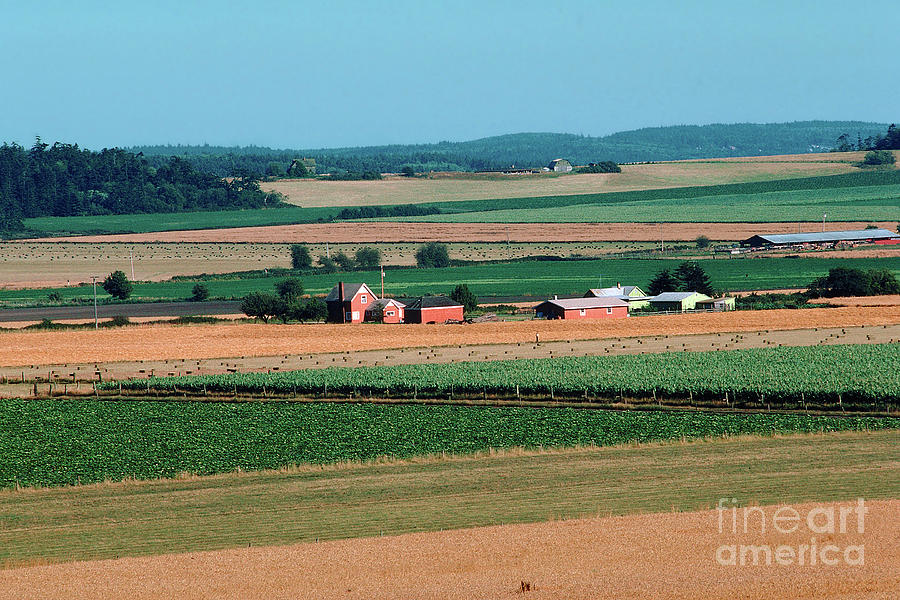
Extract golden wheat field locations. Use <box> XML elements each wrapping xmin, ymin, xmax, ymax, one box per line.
<box><xmin>1</xmin><ymin>306</ymin><xmax>897</xmax><ymax>367</ymax></box>
<box><xmin>1</xmin><ymin>499</ymin><xmax>894</xmax><ymax>600</ymax></box>
<box><xmin>262</xmin><ymin>159</ymin><xmax>856</xmax><ymax>208</ymax></box>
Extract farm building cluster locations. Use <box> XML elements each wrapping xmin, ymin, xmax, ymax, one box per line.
<box><xmin>325</xmin><ymin>282</ymin><xmax>464</xmax><ymax>324</ymax></box>
<box><xmin>738</xmin><ymin>228</ymin><xmax>899</xmax><ymax>251</ymax></box>
<box><xmin>534</xmin><ymin>284</ymin><xmax>734</xmax><ymax>320</ymax></box>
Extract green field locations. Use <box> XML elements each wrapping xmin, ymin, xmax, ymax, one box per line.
<box><xmin>21</xmin><ymin>205</ymin><xmax>336</xmax><ymax>236</ymax></box>
<box><xmin>18</xmin><ymin>170</ymin><xmax>900</xmax><ymax>236</ymax></box>
<box><xmin>109</xmin><ymin>344</ymin><xmax>900</xmax><ymax>411</ymax></box>
<box><xmin>1</xmin><ymin>255</ymin><xmax>898</xmax><ymax>305</ymax></box>
<box><xmin>2</xmin><ymin>398</ymin><xmax>896</xmax><ymax>489</ymax></box>
<box><xmin>1</xmin><ymin>430</ymin><xmax>896</xmax><ymax>566</ymax></box>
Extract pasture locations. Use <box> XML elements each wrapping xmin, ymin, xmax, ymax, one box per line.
<box><xmin>0</xmin><ymin>430</ymin><xmax>896</xmax><ymax>566</ymax></box>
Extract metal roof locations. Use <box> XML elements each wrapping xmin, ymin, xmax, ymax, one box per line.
<box><xmin>536</xmin><ymin>297</ymin><xmax>628</xmax><ymax>310</ymax></box>
<box><xmin>367</xmin><ymin>298</ymin><xmax>406</xmax><ymax>310</ymax></box>
<box><xmin>586</xmin><ymin>285</ymin><xmax>643</xmax><ymax>297</ymax></box>
<box><xmin>649</xmin><ymin>292</ymin><xmax>710</xmax><ymax>302</ymax></box>
<box><xmin>747</xmin><ymin>229</ymin><xmax>899</xmax><ymax>245</ymax></box>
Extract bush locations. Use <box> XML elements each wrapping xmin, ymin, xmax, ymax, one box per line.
<box><xmin>695</xmin><ymin>235</ymin><xmax>711</xmax><ymax>249</ymax></box>
<box><xmin>807</xmin><ymin>267</ymin><xmax>900</xmax><ymax>298</ymax></box>
<box><xmin>332</xmin><ymin>251</ymin><xmax>355</xmax><ymax>271</ymax></box>
<box><xmin>317</xmin><ymin>255</ymin><xmax>337</xmax><ymax>273</ymax></box>
<box><xmin>575</xmin><ymin>161</ymin><xmax>621</xmax><ymax>174</ymax></box>
<box><xmin>190</xmin><ymin>283</ymin><xmax>210</xmax><ymax>302</ymax></box>
<box><xmin>862</xmin><ymin>150</ymin><xmax>896</xmax><ymax>166</ymax></box>
<box><xmin>290</xmin><ymin>244</ymin><xmax>312</xmax><ymax>269</ymax></box>
<box><xmin>101</xmin><ymin>270</ymin><xmax>132</xmax><ymax>300</ymax></box>
<box><xmin>354</xmin><ymin>246</ymin><xmax>381</xmax><ymax>270</ymax></box>
<box><xmin>415</xmin><ymin>242</ymin><xmax>450</xmax><ymax>268</ymax></box>
<box><xmin>47</xmin><ymin>291</ymin><xmax>63</xmax><ymax>303</ymax></box>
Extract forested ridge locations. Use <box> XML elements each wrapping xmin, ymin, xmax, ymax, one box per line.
<box><xmin>0</xmin><ymin>140</ymin><xmax>281</xmax><ymax>233</ymax></box>
<box><xmin>132</xmin><ymin>121</ymin><xmax>888</xmax><ymax>176</ymax></box>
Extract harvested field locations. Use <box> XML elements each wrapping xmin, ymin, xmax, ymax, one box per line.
<box><xmin>691</xmin><ymin>150</ymin><xmax>898</xmax><ymax>163</ymax></box>
<box><xmin>0</xmin><ymin>306</ymin><xmax>897</xmax><ymax>368</ymax></box>
<box><xmin>1</xmin><ymin>498</ymin><xmax>896</xmax><ymax>599</ymax></box>
<box><xmin>824</xmin><ymin>295</ymin><xmax>900</xmax><ymax>307</ymax></box>
<box><xmin>4</xmin><ymin>324</ymin><xmax>898</xmax><ymax>388</ymax></box>
<box><xmin>262</xmin><ymin>159</ymin><xmax>856</xmax><ymax>208</ymax></box>
<box><xmin>30</xmin><ymin>221</ymin><xmax>897</xmax><ymax>244</ymax></box>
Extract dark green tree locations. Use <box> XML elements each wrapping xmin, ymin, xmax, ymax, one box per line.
<box><xmin>415</xmin><ymin>242</ymin><xmax>450</xmax><ymax>268</ymax></box>
<box><xmin>400</xmin><ymin>165</ymin><xmax>416</xmax><ymax>177</ymax></box>
<box><xmin>695</xmin><ymin>235</ymin><xmax>711</xmax><ymax>249</ymax></box>
<box><xmin>862</xmin><ymin>150</ymin><xmax>896</xmax><ymax>166</ymax></box>
<box><xmin>296</xmin><ymin>298</ymin><xmax>327</xmax><ymax>322</ymax></box>
<box><xmin>276</xmin><ymin>278</ymin><xmax>304</xmax><ymax>301</ymax></box>
<box><xmin>190</xmin><ymin>283</ymin><xmax>210</xmax><ymax>302</ymax></box>
<box><xmin>673</xmin><ymin>261</ymin><xmax>714</xmax><ymax>296</ymax></box>
<box><xmin>647</xmin><ymin>269</ymin><xmax>678</xmax><ymax>295</ymax></box>
<box><xmin>354</xmin><ymin>246</ymin><xmax>381</xmax><ymax>270</ymax></box>
<box><xmin>290</xmin><ymin>244</ymin><xmax>312</xmax><ymax>269</ymax></box>
<box><xmin>265</xmin><ymin>162</ymin><xmax>286</xmax><ymax>177</ymax></box>
<box><xmin>317</xmin><ymin>255</ymin><xmax>337</xmax><ymax>273</ymax></box>
<box><xmin>450</xmin><ymin>284</ymin><xmax>478</xmax><ymax>313</ymax></box>
<box><xmin>101</xmin><ymin>270</ymin><xmax>132</xmax><ymax>300</ymax></box>
<box><xmin>808</xmin><ymin>267</ymin><xmax>900</xmax><ymax>297</ymax></box>
<box><xmin>240</xmin><ymin>291</ymin><xmax>282</xmax><ymax>323</ymax></box>
<box><xmin>332</xmin><ymin>251</ymin><xmax>355</xmax><ymax>271</ymax></box>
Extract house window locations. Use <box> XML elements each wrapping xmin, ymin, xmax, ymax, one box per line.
<box><xmin>351</xmin><ymin>311</ymin><xmax>360</xmax><ymax>321</ymax></box>
<box><xmin>580</xmin><ymin>309</ymin><xmax>586</xmax><ymax>315</ymax></box>
<box><xmin>386</xmin><ymin>310</ymin><xmax>394</xmax><ymax>316</ymax></box>
<box><xmin>345</xmin><ymin>312</ymin><xmax>352</xmax><ymax>321</ymax></box>
<box><xmin>606</xmin><ymin>307</ymin><xmax>612</xmax><ymax>314</ymax></box>
<box><xmin>360</xmin><ymin>294</ymin><xmax>367</xmax><ymax>304</ymax></box>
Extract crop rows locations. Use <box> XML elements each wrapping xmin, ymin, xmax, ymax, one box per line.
<box><xmin>106</xmin><ymin>344</ymin><xmax>900</xmax><ymax>409</ymax></box>
<box><xmin>2</xmin><ymin>399</ymin><xmax>897</xmax><ymax>488</ymax></box>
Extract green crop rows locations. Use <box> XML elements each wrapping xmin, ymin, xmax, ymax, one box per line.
<box><xmin>2</xmin><ymin>399</ymin><xmax>897</xmax><ymax>488</ymax></box>
<box><xmin>109</xmin><ymin>344</ymin><xmax>900</xmax><ymax>409</ymax></box>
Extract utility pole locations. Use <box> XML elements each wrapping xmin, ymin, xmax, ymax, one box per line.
<box><xmin>822</xmin><ymin>213</ymin><xmax>827</xmax><ymax>233</ymax></box>
<box><xmin>129</xmin><ymin>249</ymin><xmax>135</xmax><ymax>281</ymax></box>
<box><xmin>91</xmin><ymin>276</ymin><xmax>98</xmax><ymax>329</ymax></box>
<box><xmin>381</xmin><ymin>265</ymin><xmax>385</xmax><ymax>297</ymax></box>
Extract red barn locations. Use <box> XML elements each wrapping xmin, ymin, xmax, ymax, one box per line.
<box><xmin>365</xmin><ymin>298</ymin><xmax>406</xmax><ymax>323</ymax></box>
<box><xmin>534</xmin><ymin>296</ymin><xmax>628</xmax><ymax>320</ymax></box>
<box><xmin>325</xmin><ymin>282</ymin><xmax>378</xmax><ymax>323</ymax></box>
<box><xmin>404</xmin><ymin>296</ymin><xmax>464</xmax><ymax>324</ymax></box>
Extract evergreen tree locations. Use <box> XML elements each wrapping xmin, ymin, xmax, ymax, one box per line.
<box><xmin>449</xmin><ymin>284</ymin><xmax>478</xmax><ymax>313</ymax></box>
<box><xmin>101</xmin><ymin>270</ymin><xmax>133</xmax><ymax>300</ymax></box>
<box><xmin>290</xmin><ymin>244</ymin><xmax>312</xmax><ymax>269</ymax></box>
<box><xmin>673</xmin><ymin>261</ymin><xmax>714</xmax><ymax>296</ymax></box>
<box><xmin>648</xmin><ymin>269</ymin><xmax>678</xmax><ymax>295</ymax></box>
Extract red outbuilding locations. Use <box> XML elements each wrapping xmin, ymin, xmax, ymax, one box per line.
<box><xmin>533</xmin><ymin>296</ymin><xmax>628</xmax><ymax>320</ymax></box>
<box><xmin>404</xmin><ymin>296</ymin><xmax>465</xmax><ymax>324</ymax></box>
<box><xmin>325</xmin><ymin>282</ymin><xmax>378</xmax><ymax>323</ymax></box>
<box><xmin>365</xmin><ymin>298</ymin><xmax>406</xmax><ymax>323</ymax></box>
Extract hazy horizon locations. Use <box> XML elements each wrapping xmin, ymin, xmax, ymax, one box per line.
<box><xmin>2</xmin><ymin>1</ymin><xmax>897</xmax><ymax>149</ymax></box>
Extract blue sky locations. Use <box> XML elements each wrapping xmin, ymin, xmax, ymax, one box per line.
<box><xmin>1</xmin><ymin>0</ymin><xmax>896</xmax><ymax>149</ymax></box>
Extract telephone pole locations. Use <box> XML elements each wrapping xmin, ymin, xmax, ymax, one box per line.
<box><xmin>91</xmin><ymin>276</ymin><xmax>98</xmax><ymax>329</ymax></box>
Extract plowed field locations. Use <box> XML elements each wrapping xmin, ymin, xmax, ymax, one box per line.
<box><xmin>1</xmin><ymin>499</ymin><xmax>894</xmax><ymax>599</ymax></box>
<box><xmin>1</xmin><ymin>306</ymin><xmax>897</xmax><ymax>367</ymax></box>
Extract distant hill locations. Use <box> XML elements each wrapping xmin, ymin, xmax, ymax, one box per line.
<box><xmin>132</xmin><ymin>121</ymin><xmax>889</xmax><ymax>176</ymax></box>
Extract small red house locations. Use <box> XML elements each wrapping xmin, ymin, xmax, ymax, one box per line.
<box><xmin>404</xmin><ymin>296</ymin><xmax>464</xmax><ymax>324</ymax></box>
<box><xmin>365</xmin><ymin>298</ymin><xmax>406</xmax><ymax>323</ymax></box>
<box><xmin>534</xmin><ymin>296</ymin><xmax>628</xmax><ymax>320</ymax></box>
<box><xmin>325</xmin><ymin>282</ymin><xmax>377</xmax><ymax>323</ymax></box>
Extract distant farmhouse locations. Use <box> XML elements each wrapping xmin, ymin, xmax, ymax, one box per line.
<box><xmin>647</xmin><ymin>292</ymin><xmax>711</xmax><ymax>312</ymax></box>
<box><xmin>288</xmin><ymin>157</ymin><xmax>316</xmax><ymax>175</ymax></box>
<box><xmin>534</xmin><ymin>296</ymin><xmax>628</xmax><ymax>320</ymax></box>
<box><xmin>585</xmin><ymin>284</ymin><xmax>650</xmax><ymax>310</ymax></box>
<box><xmin>742</xmin><ymin>228</ymin><xmax>899</xmax><ymax>249</ymax></box>
<box><xmin>547</xmin><ymin>158</ymin><xmax>573</xmax><ymax>172</ymax></box>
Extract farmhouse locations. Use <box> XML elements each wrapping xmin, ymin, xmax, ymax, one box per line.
<box><xmin>584</xmin><ymin>284</ymin><xmax>650</xmax><ymax>310</ymax></box>
<box><xmin>365</xmin><ymin>298</ymin><xmax>406</xmax><ymax>324</ymax></box>
<box><xmin>534</xmin><ymin>296</ymin><xmax>629</xmax><ymax>320</ymax></box>
<box><xmin>647</xmin><ymin>292</ymin><xmax>711</xmax><ymax>312</ymax></box>
<box><xmin>695</xmin><ymin>297</ymin><xmax>736</xmax><ymax>311</ymax></box>
<box><xmin>547</xmin><ymin>158</ymin><xmax>573</xmax><ymax>172</ymax></box>
<box><xmin>404</xmin><ymin>296</ymin><xmax>465</xmax><ymax>324</ymax></box>
<box><xmin>742</xmin><ymin>229</ymin><xmax>899</xmax><ymax>248</ymax></box>
<box><xmin>325</xmin><ymin>282</ymin><xmax>377</xmax><ymax>323</ymax></box>
<box><xmin>288</xmin><ymin>157</ymin><xmax>316</xmax><ymax>175</ymax></box>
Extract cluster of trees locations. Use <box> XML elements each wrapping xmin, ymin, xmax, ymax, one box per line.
<box><xmin>240</xmin><ymin>279</ymin><xmax>327</xmax><ymax>323</ymax></box>
<box><xmin>833</xmin><ymin>124</ymin><xmax>900</xmax><ymax>153</ymax></box>
<box><xmin>289</xmin><ymin>243</ymin><xmax>382</xmax><ymax>273</ymax></box>
<box><xmin>0</xmin><ymin>139</ymin><xmax>281</xmax><ymax>233</ymax></box>
<box><xmin>806</xmin><ymin>267</ymin><xmax>899</xmax><ymax>298</ymax></box>
<box><xmin>415</xmin><ymin>242</ymin><xmax>451</xmax><ymax>268</ymax></box>
<box><xmin>130</xmin><ymin>122</ymin><xmax>888</xmax><ymax>177</ymax></box>
<box><xmin>647</xmin><ymin>261</ymin><xmax>715</xmax><ymax>296</ymax></box>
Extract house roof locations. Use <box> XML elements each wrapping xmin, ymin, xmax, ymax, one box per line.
<box><xmin>536</xmin><ymin>297</ymin><xmax>628</xmax><ymax>311</ymax></box>
<box><xmin>405</xmin><ymin>296</ymin><xmax>463</xmax><ymax>310</ymax></box>
<box><xmin>746</xmin><ymin>229</ymin><xmax>898</xmax><ymax>245</ymax></box>
<box><xmin>366</xmin><ymin>298</ymin><xmax>406</xmax><ymax>311</ymax></box>
<box><xmin>586</xmin><ymin>285</ymin><xmax>644</xmax><ymax>297</ymax></box>
<box><xmin>696</xmin><ymin>297</ymin><xmax>734</xmax><ymax>304</ymax></box>
<box><xmin>649</xmin><ymin>292</ymin><xmax>710</xmax><ymax>303</ymax></box>
<box><xmin>325</xmin><ymin>283</ymin><xmax>376</xmax><ymax>302</ymax></box>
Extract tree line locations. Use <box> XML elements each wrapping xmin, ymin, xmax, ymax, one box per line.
<box><xmin>0</xmin><ymin>139</ymin><xmax>282</xmax><ymax>234</ymax></box>
<box><xmin>832</xmin><ymin>124</ymin><xmax>900</xmax><ymax>152</ymax></box>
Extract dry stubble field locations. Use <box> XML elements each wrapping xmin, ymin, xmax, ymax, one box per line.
<box><xmin>2</xmin><ymin>499</ymin><xmax>895</xmax><ymax>600</ymax></box>
<box><xmin>262</xmin><ymin>157</ymin><xmax>856</xmax><ymax>208</ymax></box>
<box><xmin>31</xmin><ymin>220</ymin><xmax>897</xmax><ymax>244</ymax></box>
<box><xmin>1</xmin><ymin>306</ymin><xmax>897</xmax><ymax>367</ymax></box>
